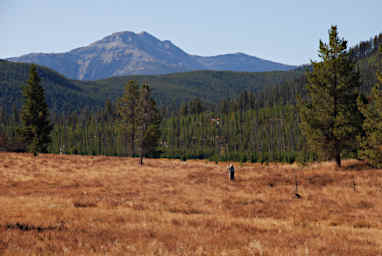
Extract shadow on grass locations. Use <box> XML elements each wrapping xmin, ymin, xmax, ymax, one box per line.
<box><xmin>343</xmin><ymin>161</ymin><xmax>375</xmax><ymax>171</ymax></box>
<box><xmin>4</xmin><ymin>222</ymin><xmax>64</xmax><ymax>232</ymax></box>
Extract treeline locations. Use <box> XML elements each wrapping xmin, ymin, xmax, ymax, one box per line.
<box><xmin>350</xmin><ymin>32</ymin><xmax>382</xmax><ymax>59</ymax></box>
<box><xmin>0</xmin><ymin>86</ymin><xmax>310</xmax><ymax>163</ymax></box>
<box><xmin>162</xmin><ymin>104</ymin><xmax>303</xmax><ymax>163</ymax></box>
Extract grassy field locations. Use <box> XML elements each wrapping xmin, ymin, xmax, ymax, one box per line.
<box><xmin>0</xmin><ymin>152</ymin><xmax>382</xmax><ymax>255</ymax></box>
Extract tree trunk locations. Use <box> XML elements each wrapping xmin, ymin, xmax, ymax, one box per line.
<box><xmin>131</xmin><ymin>132</ymin><xmax>135</xmax><ymax>157</ymax></box>
<box><xmin>335</xmin><ymin>152</ymin><xmax>341</xmax><ymax>168</ymax></box>
<box><xmin>139</xmin><ymin>154</ymin><xmax>144</xmax><ymax>165</ymax></box>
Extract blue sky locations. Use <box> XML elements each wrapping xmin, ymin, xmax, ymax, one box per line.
<box><xmin>1</xmin><ymin>0</ymin><xmax>381</xmax><ymax>65</ymax></box>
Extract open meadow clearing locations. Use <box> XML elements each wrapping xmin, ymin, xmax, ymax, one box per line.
<box><xmin>0</xmin><ymin>152</ymin><xmax>382</xmax><ymax>255</ymax></box>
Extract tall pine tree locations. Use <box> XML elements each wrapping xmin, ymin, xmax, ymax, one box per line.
<box><xmin>297</xmin><ymin>26</ymin><xmax>362</xmax><ymax>167</ymax></box>
<box><xmin>118</xmin><ymin>80</ymin><xmax>139</xmax><ymax>156</ymax></box>
<box><xmin>136</xmin><ymin>84</ymin><xmax>161</xmax><ymax>165</ymax></box>
<box><xmin>358</xmin><ymin>46</ymin><xmax>382</xmax><ymax>167</ymax></box>
<box><xmin>20</xmin><ymin>65</ymin><xmax>53</xmax><ymax>155</ymax></box>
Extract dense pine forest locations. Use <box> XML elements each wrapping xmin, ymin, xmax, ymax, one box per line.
<box><xmin>1</xmin><ymin>31</ymin><xmax>382</xmax><ymax>164</ymax></box>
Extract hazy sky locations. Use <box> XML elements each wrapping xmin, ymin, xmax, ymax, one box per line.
<box><xmin>1</xmin><ymin>0</ymin><xmax>381</xmax><ymax>65</ymax></box>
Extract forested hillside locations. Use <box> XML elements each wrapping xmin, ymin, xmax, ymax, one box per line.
<box><xmin>0</xmin><ymin>60</ymin><xmax>303</xmax><ymax>113</ymax></box>
<box><xmin>0</xmin><ymin>60</ymin><xmax>103</xmax><ymax>113</ymax></box>
<box><xmin>83</xmin><ymin>70</ymin><xmax>304</xmax><ymax>112</ymax></box>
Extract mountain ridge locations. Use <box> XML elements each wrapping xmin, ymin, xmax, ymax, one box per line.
<box><xmin>8</xmin><ymin>31</ymin><xmax>296</xmax><ymax>80</ymax></box>
<box><xmin>0</xmin><ymin>59</ymin><xmax>303</xmax><ymax>113</ymax></box>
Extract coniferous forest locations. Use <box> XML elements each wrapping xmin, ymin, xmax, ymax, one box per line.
<box><xmin>1</xmin><ymin>28</ymin><xmax>382</xmax><ymax>166</ymax></box>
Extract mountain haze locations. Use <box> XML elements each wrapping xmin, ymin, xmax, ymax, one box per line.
<box><xmin>9</xmin><ymin>31</ymin><xmax>296</xmax><ymax>80</ymax></box>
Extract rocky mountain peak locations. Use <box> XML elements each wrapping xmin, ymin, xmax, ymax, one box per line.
<box><xmin>8</xmin><ymin>31</ymin><xmax>296</xmax><ymax>80</ymax></box>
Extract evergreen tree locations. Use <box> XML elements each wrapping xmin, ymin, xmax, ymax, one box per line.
<box><xmin>297</xmin><ymin>26</ymin><xmax>362</xmax><ymax>167</ymax></box>
<box><xmin>136</xmin><ymin>84</ymin><xmax>161</xmax><ymax>165</ymax></box>
<box><xmin>179</xmin><ymin>102</ymin><xmax>189</xmax><ymax>116</ymax></box>
<box><xmin>189</xmin><ymin>98</ymin><xmax>203</xmax><ymax>114</ymax></box>
<box><xmin>118</xmin><ymin>80</ymin><xmax>139</xmax><ymax>156</ymax></box>
<box><xmin>19</xmin><ymin>65</ymin><xmax>53</xmax><ymax>155</ymax></box>
<box><xmin>358</xmin><ymin>46</ymin><xmax>382</xmax><ymax>167</ymax></box>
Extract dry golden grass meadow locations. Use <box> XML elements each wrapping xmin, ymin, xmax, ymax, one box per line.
<box><xmin>1</xmin><ymin>152</ymin><xmax>382</xmax><ymax>255</ymax></box>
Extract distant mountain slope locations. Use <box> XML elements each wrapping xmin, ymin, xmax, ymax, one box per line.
<box><xmin>8</xmin><ymin>31</ymin><xmax>296</xmax><ymax>80</ymax></box>
<box><xmin>0</xmin><ymin>60</ymin><xmax>303</xmax><ymax>113</ymax></box>
<box><xmin>193</xmin><ymin>53</ymin><xmax>295</xmax><ymax>72</ymax></box>
<box><xmin>81</xmin><ymin>69</ymin><xmax>304</xmax><ymax>108</ymax></box>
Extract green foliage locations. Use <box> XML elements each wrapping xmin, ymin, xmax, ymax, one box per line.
<box><xmin>136</xmin><ymin>84</ymin><xmax>161</xmax><ymax>164</ymax></box>
<box><xmin>297</xmin><ymin>26</ymin><xmax>362</xmax><ymax>167</ymax></box>
<box><xmin>19</xmin><ymin>65</ymin><xmax>53</xmax><ymax>154</ymax></box>
<box><xmin>358</xmin><ymin>47</ymin><xmax>382</xmax><ymax>167</ymax></box>
<box><xmin>160</xmin><ymin>104</ymin><xmax>301</xmax><ymax>163</ymax></box>
<box><xmin>82</xmin><ymin>70</ymin><xmax>304</xmax><ymax>115</ymax></box>
<box><xmin>118</xmin><ymin>80</ymin><xmax>139</xmax><ymax>156</ymax></box>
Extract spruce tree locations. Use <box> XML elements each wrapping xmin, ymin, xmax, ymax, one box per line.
<box><xmin>357</xmin><ymin>46</ymin><xmax>382</xmax><ymax>167</ymax></box>
<box><xmin>118</xmin><ymin>80</ymin><xmax>139</xmax><ymax>156</ymax></box>
<box><xmin>20</xmin><ymin>65</ymin><xmax>53</xmax><ymax>155</ymax></box>
<box><xmin>136</xmin><ymin>84</ymin><xmax>161</xmax><ymax>165</ymax></box>
<box><xmin>297</xmin><ymin>26</ymin><xmax>362</xmax><ymax>167</ymax></box>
